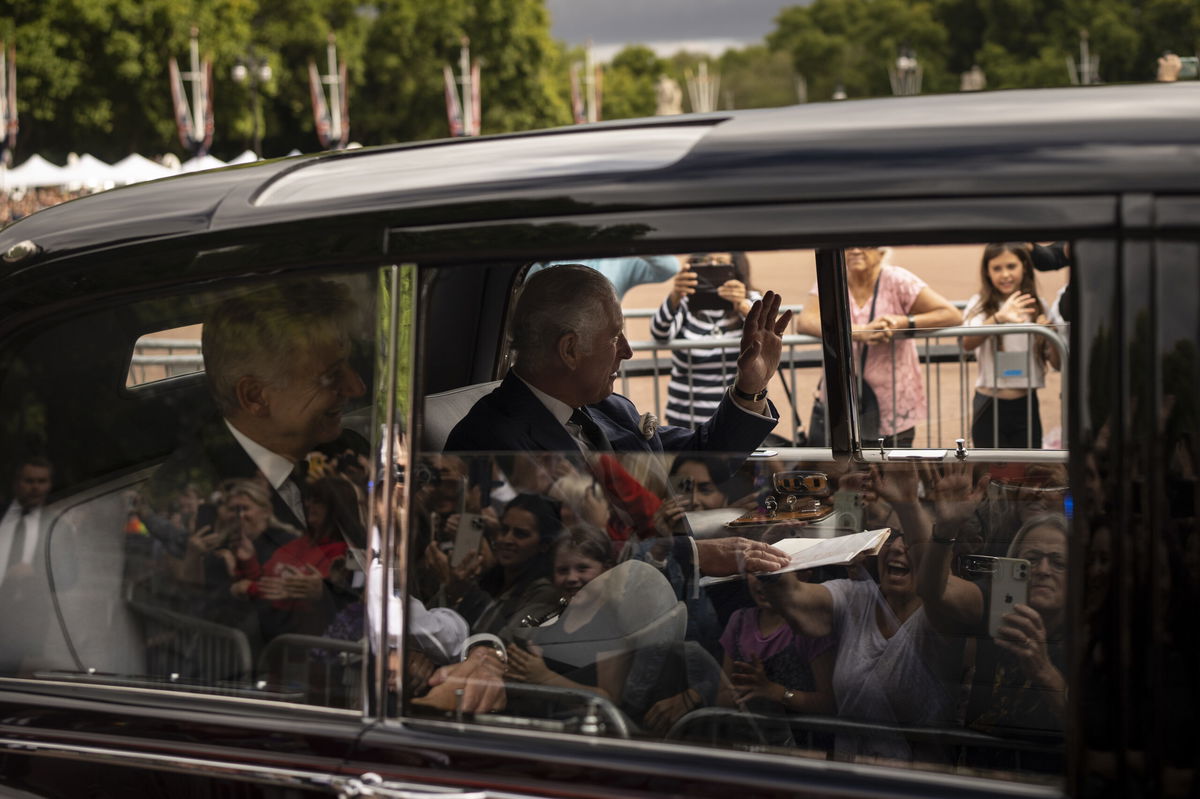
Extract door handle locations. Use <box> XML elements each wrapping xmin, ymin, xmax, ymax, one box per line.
<box><xmin>337</xmin><ymin>772</ymin><xmax>489</xmax><ymax>799</ymax></box>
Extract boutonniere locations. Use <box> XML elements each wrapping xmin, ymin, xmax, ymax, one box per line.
<box><xmin>638</xmin><ymin>412</ymin><xmax>659</xmax><ymax>440</ymax></box>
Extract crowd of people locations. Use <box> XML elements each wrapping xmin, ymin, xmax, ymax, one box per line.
<box><xmin>0</xmin><ymin>187</ymin><xmax>87</xmax><ymax>227</ymax></box>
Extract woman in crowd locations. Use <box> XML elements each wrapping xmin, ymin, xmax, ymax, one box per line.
<box><xmin>916</xmin><ymin>465</ymin><xmax>1068</xmax><ymax>771</ymax></box>
<box><xmin>652</xmin><ymin>252</ymin><xmax>759</xmax><ymax>427</ymax></box>
<box><xmin>757</xmin><ymin>465</ymin><xmax>964</xmax><ymax>763</ymax></box>
<box><xmin>798</xmin><ymin>246</ymin><xmax>961</xmax><ymax>446</ymax></box>
<box><xmin>962</xmin><ymin>242</ymin><xmax>1062</xmax><ymax>448</ymax></box>
<box><xmin>469</xmin><ymin>493</ymin><xmax>562</xmax><ymax>639</ymax></box>
<box><xmin>236</xmin><ymin>477</ymin><xmax>365</xmax><ymax>636</ymax></box>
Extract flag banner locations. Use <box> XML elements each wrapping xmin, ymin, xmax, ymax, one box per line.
<box><xmin>309</xmin><ymin>61</ymin><xmax>331</xmax><ymax>148</ymax></box>
<box><xmin>337</xmin><ymin>61</ymin><xmax>350</xmax><ymax>148</ymax></box>
<box><xmin>469</xmin><ymin>60</ymin><xmax>481</xmax><ymax>136</ymax></box>
<box><xmin>443</xmin><ymin>64</ymin><xmax>464</xmax><ymax>137</ymax></box>
<box><xmin>168</xmin><ymin>59</ymin><xmax>194</xmax><ymax>152</ymax></box>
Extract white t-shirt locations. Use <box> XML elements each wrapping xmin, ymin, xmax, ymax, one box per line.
<box><xmin>825</xmin><ymin>578</ymin><xmax>962</xmax><ymax>763</ymax></box>
<box><xmin>965</xmin><ymin>294</ymin><xmax>1047</xmax><ymax>390</ymax></box>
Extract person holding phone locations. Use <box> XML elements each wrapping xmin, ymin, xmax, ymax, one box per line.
<box><xmin>917</xmin><ymin>464</ymin><xmax>1069</xmax><ymax>772</ymax></box>
<box><xmin>651</xmin><ymin>252</ymin><xmax>760</xmax><ymax>427</ymax></box>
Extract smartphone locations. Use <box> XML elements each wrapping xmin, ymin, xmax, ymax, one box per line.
<box><xmin>963</xmin><ymin>555</ymin><xmax>1030</xmax><ymax>637</ymax></box>
<box><xmin>451</xmin><ymin>513</ymin><xmax>485</xmax><ymax>568</ymax></box>
<box><xmin>688</xmin><ymin>264</ymin><xmax>738</xmax><ymax>311</ymax></box>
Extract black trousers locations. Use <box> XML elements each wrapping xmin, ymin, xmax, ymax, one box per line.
<box><xmin>971</xmin><ymin>391</ymin><xmax>1042</xmax><ymax>448</ymax></box>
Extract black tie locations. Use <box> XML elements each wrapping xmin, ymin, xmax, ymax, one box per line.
<box><xmin>8</xmin><ymin>509</ymin><xmax>29</xmax><ymax>570</ymax></box>
<box><xmin>569</xmin><ymin>408</ymin><xmax>610</xmax><ymax>452</ymax></box>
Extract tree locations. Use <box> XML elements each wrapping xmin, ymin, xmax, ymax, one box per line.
<box><xmin>601</xmin><ymin>45</ymin><xmax>665</xmax><ymax>120</ymax></box>
<box><xmin>769</xmin><ymin>0</ymin><xmax>953</xmax><ymax>101</ymax></box>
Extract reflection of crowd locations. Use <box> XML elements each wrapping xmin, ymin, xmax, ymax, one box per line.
<box><xmin>1</xmin><ymin>187</ymin><xmax>87</xmax><ymax>227</ymax></box>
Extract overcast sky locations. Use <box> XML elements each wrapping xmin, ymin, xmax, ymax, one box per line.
<box><xmin>546</xmin><ymin>0</ymin><xmax>804</xmax><ymax>59</ymax></box>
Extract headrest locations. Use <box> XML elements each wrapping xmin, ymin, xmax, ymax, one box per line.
<box><xmin>422</xmin><ymin>380</ymin><xmax>501</xmax><ymax>451</ymax></box>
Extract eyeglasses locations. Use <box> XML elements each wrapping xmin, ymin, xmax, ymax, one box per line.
<box><xmin>1021</xmin><ymin>550</ymin><xmax>1068</xmax><ymax>572</ymax></box>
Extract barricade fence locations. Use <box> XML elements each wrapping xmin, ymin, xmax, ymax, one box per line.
<box><xmin>619</xmin><ymin>313</ymin><xmax>1067</xmax><ymax>451</ymax></box>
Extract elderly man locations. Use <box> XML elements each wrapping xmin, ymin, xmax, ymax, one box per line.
<box><xmin>144</xmin><ymin>279</ymin><xmax>367</xmax><ymax>534</ymax></box>
<box><xmin>446</xmin><ymin>263</ymin><xmax>793</xmax><ymax>576</ymax></box>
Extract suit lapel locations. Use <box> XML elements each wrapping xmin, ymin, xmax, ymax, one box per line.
<box><xmin>494</xmin><ymin>372</ymin><xmax>580</xmax><ymax>453</ymax></box>
<box><xmin>201</xmin><ymin>422</ymin><xmax>305</xmax><ymax>532</ymax></box>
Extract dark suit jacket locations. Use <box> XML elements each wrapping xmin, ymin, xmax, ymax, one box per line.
<box><xmin>145</xmin><ymin>419</ymin><xmax>307</xmax><ymax>535</ymax></box>
<box><xmin>444</xmin><ymin>371</ymin><xmax>778</xmax><ymax>483</ymax></box>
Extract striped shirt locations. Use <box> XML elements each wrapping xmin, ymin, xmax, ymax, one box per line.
<box><xmin>650</xmin><ymin>293</ymin><xmax>757</xmax><ymax>427</ymax></box>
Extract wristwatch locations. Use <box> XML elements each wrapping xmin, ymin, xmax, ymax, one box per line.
<box><xmin>732</xmin><ymin>385</ymin><xmax>768</xmax><ymax>402</ymax></box>
<box><xmin>782</xmin><ymin>689</ymin><xmax>796</xmax><ymax>706</ymax></box>
<box><xmin>907</xmin><ymin>314</ymin><xmax>917</xmax><ymax>329</ymax></box>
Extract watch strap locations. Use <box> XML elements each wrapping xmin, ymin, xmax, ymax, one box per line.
<box><xmin>732</xmin><ymin>385</ymin><xmax>768</xmax><ymax>402</ymax></box>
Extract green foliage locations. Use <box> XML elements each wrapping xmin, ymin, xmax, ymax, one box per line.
<box><xmin>601</xmin><ymin>45</ymin><xmax>665</xmax><ymax>120</ymax></box>
<box><xmin>2</xmin><ymin>0</ymin><xmax>568</xmax><ymax>160</ymax></box>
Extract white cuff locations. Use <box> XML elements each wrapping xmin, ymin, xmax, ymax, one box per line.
<box><xmin>460</xmin><ymin>633</ymin><xmax>507</xmax><ymax>664</ymax></box>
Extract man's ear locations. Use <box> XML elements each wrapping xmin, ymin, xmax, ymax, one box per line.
<box><xmin>235</xmin><ymin>375</ymin><xmax>271</xmax><ymax>417</ymax></box>
<box><xmin>557</xmin><ymin>332</ymin><xmax>580</xmax><ymax>371</ymax></box>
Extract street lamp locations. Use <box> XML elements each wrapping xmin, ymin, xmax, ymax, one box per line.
<box><xmin>888</xmin><ymin>46</ymin><xmax>922</xmax><ymax>96</ymax></box>
<box><xmin>232</xmin><ymin>51</ymin><xmax>272</xmax><ymax>156</ymax></box>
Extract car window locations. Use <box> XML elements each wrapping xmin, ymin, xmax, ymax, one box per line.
<box><xmin>0</xmin><ymin>269</ymin><xmax>379</xmax><ymax>712</ymax></box>
<box><xmin>126</xmin><ymin>325</ymin><xmax>204</xmax><ymax>388</ymax></box>
<box><xmin>394</xmin><ymin>248</ymin><xmax>1075</xmax><ymax>788</ymax></box>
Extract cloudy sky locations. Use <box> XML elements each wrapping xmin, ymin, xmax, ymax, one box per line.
<box><xmin>546</xmin><ymin>0</ymin><xmax>804</xmax><ymax>60</ymax></box>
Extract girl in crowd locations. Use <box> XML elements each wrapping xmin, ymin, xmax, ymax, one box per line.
<box><xmin>719</xmin><ymin>571</ymin><xmax>836</xmax><ymax>718</ymax></box>
<box><xmin>506</xmin><ymin>526</ymin><xmax>617</xmax><ymax>697</ymax></box>
<box><xmin>962</xmin><ymin>243</ymin><xmax>1062</xmax><ymax>448</ymax></box>
<box><xmin>798</xmin><ymin>246</ymin><xmax>961</xmax><ymax>447</ymax></box>
<box><xmin>652</xmin><ymin>252</ymin><xmax>759</xmax><ymax>427</ymax></box>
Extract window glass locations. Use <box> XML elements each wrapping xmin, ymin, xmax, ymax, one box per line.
<box><xmin>126</xmin><ymin>325</ymin><xmax>204</xmax><ymax>387</ymax></box>
<box><xmin>398</xmin><ymin>248</ymin><xmax>1073</xmax><ymax>788</ymax></box>
<box><xmin>0</xmin><ymin>270</ymin><xmax>378</xmax><ymax>711</ymax></box>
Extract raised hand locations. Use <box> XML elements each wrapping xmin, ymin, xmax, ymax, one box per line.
<box><xmin>923</xmin><ymin>461</ymin><xmax>988</xmax><ymax>525</ymax></box>
<box><xmin>997</xmin><ymin>292</ymin><xmax>1038</xmax><ymax>324</ymax></box>
<box><xmin>735</xmin><ymin>290</ymin><xmax>793</xmax><ymax>398</ymax></box>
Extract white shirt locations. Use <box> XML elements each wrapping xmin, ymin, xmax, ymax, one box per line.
<box><xmin>515</xmin><ymin>373</ymin><xmax>593</xmax><ymax>454</ymax></box>
<box><xmin>225</xmin><ymin>419</ymin><xmax>306</xmax><ymax>525</ymax></box>
<box><xmin>366</xmin><ymin>552</ymin><xmax>469</xmax><ymax>664</ymax></box>
<box><xmin>0</xmin><ymin>502</ymin><xmax>42</xmax><ymax>583</ymax></box>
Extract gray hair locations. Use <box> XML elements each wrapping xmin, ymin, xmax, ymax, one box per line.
<box><xmin>510</xmin><ymin>264</ymin><xmax>616</xmax><ymax>372</ymax></box>
<box><xmin>1006</xmin><ymin>512</ymin><xmax>1069</xmax><ymax>558</ymax></box>
<box><xmin>203</xmin><ymin>279</ymin><xmax>357</xmax><ymax>417</ymax></box>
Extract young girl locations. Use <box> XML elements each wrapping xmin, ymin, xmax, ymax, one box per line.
<box><xmin>719</xmin><ymin>572</ymin><xmax>836</xmax><ymax>718</ymax></box>
<box><xmin>963</xmin><ymin>243</ymin><xmax>1062</xmax><ymax>448</ymax></box>
<box><xmin>506</xmin><ymin>526</ymin><xmax>617</xmax><ymax>697</ymax></box>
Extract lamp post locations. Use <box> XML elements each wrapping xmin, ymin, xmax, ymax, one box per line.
<box><xmin>888</xmin><ymin>46</ymin><xmax>922</xmax><ymax>96</ymax></box>
<box><xmin>232</xmin><ymin>51</ymin><xmax>271</xmax><ymax>156</ymax></box>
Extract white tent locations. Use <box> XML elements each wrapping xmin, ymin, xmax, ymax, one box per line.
<box><xmin>227</xmin><ymin>149</ymin><xmax>260</xmax><ymax>165</ymax></box>
<box><xmin>111</xmin><ymin>153</ymin><xmax>178</xmax><ymax>185</ymax></box>
<box><xmin>61</xmin><ymin>153</ymin><xmax>122</xmax><ymax>191</ymax></box>
<box><xmin>180</xmin><ymin>153</ymin><xmax>227</xmax><ymax>173</ymax></box>
<box><xmin>3</xmin><ymin>154</ymin><xmax>68</xmax><ymax>190</ymax></box>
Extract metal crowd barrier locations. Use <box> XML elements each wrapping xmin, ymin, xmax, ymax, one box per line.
<box><xmin>619</xmin><ymin>316</ymin><xmax>1067</xmax><ymax>450</ymax></box>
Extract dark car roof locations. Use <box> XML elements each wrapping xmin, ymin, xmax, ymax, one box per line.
<box><xmin>3</xmin><ymin>82</ymin><xmax>1198</xmax><ymax>280</ymax></box>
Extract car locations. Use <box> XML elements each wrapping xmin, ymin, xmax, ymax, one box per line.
<box><xmin>1</xmin><ymin>80</ymin><xmax>1198</xmax><ymax>799</ymax></box>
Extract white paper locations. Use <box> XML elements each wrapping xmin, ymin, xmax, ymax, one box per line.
<box><xmin>699</xmin><ymin>528</ymin><xmax>891</xmax><ymax>586</ymax></box>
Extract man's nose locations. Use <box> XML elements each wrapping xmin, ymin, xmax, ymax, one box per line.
<box><xmin>618</xmin><ymin>333</ymin><xmax>633</xmax><ymax>360</ymax></box>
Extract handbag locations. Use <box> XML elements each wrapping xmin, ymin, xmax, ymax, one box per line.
<box><xmin>808</xmin><ymin>274</ymin><xmax>882</xmax><ymax>446</ymax></box>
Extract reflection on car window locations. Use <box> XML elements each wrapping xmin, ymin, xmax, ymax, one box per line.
<box><xmin>400</xmin><ymin>251</ymin><xmax>1073</xmax><ymax>788</ymax></box>
<box><xmin>0</xmin><ymin>271</ymin><xmax>377</xmax><ymax>711</ymax></box>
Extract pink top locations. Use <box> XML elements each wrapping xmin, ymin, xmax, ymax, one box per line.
<box><xmin>810</xmin><ymin>265</ymin><xmax>927</xmax><ymax>435</ymax></box>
